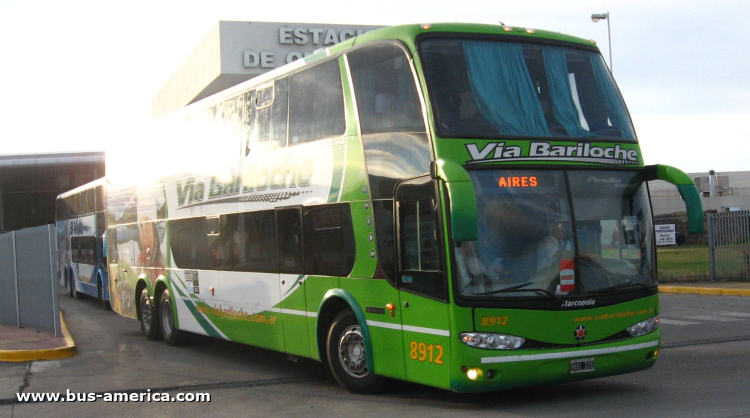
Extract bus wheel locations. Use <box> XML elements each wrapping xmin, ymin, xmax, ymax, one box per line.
<box><xmin>159</xmin><ymin>289</ymin><xmax>186</xmax><ymax>346</ymax></box>
<box><xmin>72</xmin><ymin>282</ymin><xmax>81</xmax><ymax>300</ymax></box>
<box><xmin>66</xmin><ymin>273</ymin><xmax>74</xmax><ymax>298</ymax></box>
<box><xmin>98</xmin><ymin>279</ymin><xmax>111</xmax><ymax>311</ymax></box>
<box><xmin>139</xmin><ymin>288</ymin><xmax>162</xmax><ymax>341</ymax></box>
<box><xmin>326</xmin><ymin>309</ymin><xmax>384</xmax><ymax>394</ymax></box>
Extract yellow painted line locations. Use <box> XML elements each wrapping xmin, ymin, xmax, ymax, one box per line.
<box><xmin>660</xmin><ymin>286</ymin><xmax>750</xmax><ymax>297</ymax></box>
<box><xmin>0</xmin><ymin>312</ymin><xmax>77</xmax><ymax>362</ymax></box>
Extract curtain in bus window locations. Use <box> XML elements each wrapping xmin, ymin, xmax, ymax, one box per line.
<box><xmin>542</xmin><ymin>47</ymin><xmax>594</xmax><ymax>138</ymax></box>
<box><xmin>589</xmin><ymin>55</ymin><xmax>635</xmax><ymax>139</ymax></box>
<box><xmin>463</xmin><ymin>42</ymin><xmax>550</xmax><ymax>137</ymax></box>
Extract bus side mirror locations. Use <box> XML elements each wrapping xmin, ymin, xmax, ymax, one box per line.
<box><xmin>644</xmin><ymin>165</ymin><xmax>705</xmax><ymax>234</ymax></box>
<box><xmin>431</xmin><ymin>159</ymin><xmax>478</xmax><ymax>241</ymax></box>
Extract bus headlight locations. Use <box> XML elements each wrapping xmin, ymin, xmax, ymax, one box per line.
<box><xmin>626</xmin><ymin>316</ymin><xmax>660</xmax><ymax>337</ymax></box>
<box><xmin>460</xmin><ymin>332</ymin><xmax>525</xmax><ymax>349</ymax></box>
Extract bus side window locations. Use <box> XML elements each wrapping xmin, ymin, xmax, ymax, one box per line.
<box><xmin>244</xmin><ymin>90</ymin><xmax>256</xmax><ymax>156</ymax></box>
<box><xmin>255</xmin><ymin>79</ymin><xmax>288</xmax><ymax>150</ymax></box>
<box><xmin>302</xmin><ymin>203</ymin><xmax>356</xmax><ymax>277</ymax></box>
<box><xmin>348</xmin><ymin>44</ymin><xmax>425</xmax><ymax>134</ymax></box>
<box><xmin>289</xmin><ymin>59</ymin><xmax>345</xmax><ymax>145</ymax></box>
<box><xmin>276</xmin><ymin>207</ymin><xmax>303</xmax><ymax>274</ymax></box>
<box><xmin>372</xmin><ymin>199</ymin><xmax>396</xmax><ymax>281</ymax></box>
<box><xmin>170</xmin><ymin>217</ymin><xmax>212</xmax><ymax>270</ymax></box>
<box><xmin>348</xmin><ymin>43</ymin><xmax>431</xmax><ymax>201</ymax></box>
<box><xmin>95</xmin><ymin>185</ymin><xmax>105</xmax><ymax>212</ymax></box>
<box><xmin>239</xmin><ymin>210</ymin><xmax>277</xmax><ymax>273</ymax></box>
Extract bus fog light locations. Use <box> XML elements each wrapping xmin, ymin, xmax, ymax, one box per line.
<box><xmin>626</xmin><ymin>315</ymin><xmax>659</xmax><ymax>337</ymax></box>
<box><xmin>466</xmin><ymin>368</ymin><xmax>482</xmax><ymax>380</ymax></box>
<box><xmin>460</xmin><ymin>332</ymin><xmax>525</xmax><ymax>349</ymax></box>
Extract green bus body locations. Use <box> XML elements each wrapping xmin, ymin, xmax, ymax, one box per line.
<box><xmin>105</xmin><ymin>23</ymin><xmax>701</xmax><ymax>393</ymax></box>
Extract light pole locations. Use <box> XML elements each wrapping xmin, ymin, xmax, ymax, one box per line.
<box><xmin>591</xmin><ymin>12</ymin><xmax>612</xmax><ymax>73</ymax></box>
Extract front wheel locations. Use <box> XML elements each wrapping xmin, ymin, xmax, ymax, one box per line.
<box><xmin>326</xmin><ymin>309</ymin><xmax>385</xmax><ymax>394</ymax></box>
<box><xmin>139</xmin><ymin>288</ymin><xmax>162</xmax><ymax>341</ymax></box>
<box><xmin>159</xmin><ymin>289</ymin><xmax>186</xmax><ymax>346</ymax></box>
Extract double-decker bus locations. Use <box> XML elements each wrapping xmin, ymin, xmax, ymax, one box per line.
<box><xmin>56</xmin><ymin>177</ymin><xmax>111</xmax><ymax>309</ymax></box>
<box><xmin>106</xmin><ymin>23</ymin><xmax>704</xmax><ymax>393</ymax></box>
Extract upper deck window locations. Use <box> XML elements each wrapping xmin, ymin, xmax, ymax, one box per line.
<box><xmin>420</xmin><ymin>38</ymin><xmax>636</xmax><ymax>141</ymax></box>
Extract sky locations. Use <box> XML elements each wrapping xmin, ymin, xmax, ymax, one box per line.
<box><xmin>0</xmin><ymin>0</ymin><xmax>748</xmax><ymax>174</ymax></box>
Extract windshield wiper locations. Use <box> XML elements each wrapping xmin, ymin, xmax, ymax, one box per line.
<box><xmin>477</xmin><ymin>282</ymin><xmax>563</xmax><ymax>302</ymax></box>
<box><xmin>476</xmin><ymin>282</ymin><xmax>533</xmax><ymax>295</ymax></box>
<box><xmin>588</xmin><ymin>281</ymin><xmax>656</xmax><ymax>295</ymax></box>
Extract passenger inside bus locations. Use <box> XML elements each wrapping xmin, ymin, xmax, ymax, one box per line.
<box><xmin>454</xmin><ymin>240</ymin><xmax>504</xmax><ymax>294</ymax></box>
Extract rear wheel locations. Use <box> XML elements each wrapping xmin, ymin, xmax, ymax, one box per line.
<box><xmin>72</xmin><ymin>281</ymin><xmax>81</xmax><ymax>299</ymax></box>
<box><xmin>326</xmin><ymin>309</ymin><xmax>385</xmax><ymax>394</ymax></box>
<box><xmin>98</xmin><ymin>277</ymin><xmax>111</xmax><ymax>310</ymax></box>
<box><xmin>159</xmin><ymin>289</ymin><xmax>186</xmax><ymax>346</ymax></box>
<box><xmin>66</xmin><ymin>271</ymin><xmax>74</xmax><ymax>298</ymax></box>
<box><xmin>139</xmin><ymin>288</ymin><xmax>162</xmax><ymax>341</ymax></box>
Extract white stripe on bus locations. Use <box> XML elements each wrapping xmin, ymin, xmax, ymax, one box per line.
<box><xmin>480</xmin><ymin>340</ymin><xmax>659</xmax><ymax>364</ymax></box>
<box><xmin>367</xmin><ymin>320</ymin><xmax>450</xmax><ymax>337</ymax></box>
<box><xmin>282</xmin><ymin>309</ymin><xmax>308</xmax><ymax>317</ymax></box>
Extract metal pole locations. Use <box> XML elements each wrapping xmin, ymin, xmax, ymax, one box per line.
<box><xmin>708</xmin><ymin>214</ymin><xmax>716</xmax><ymax>281</ymax></box>
<box><xmin>12</xmin><ymin>231</ymin><xmax>20</xmax><ymax>327</ymax></box>
<box><xmin>606</xmin><ymin>12</ymin><xmax>613</xmax><ymax>73</ymax></box>
<box><xmin>48</xmin><ymin>225</ymin><xmax>61</xmax><ymax>337</ymax></box>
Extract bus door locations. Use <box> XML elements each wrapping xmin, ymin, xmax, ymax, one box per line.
<box><xmin>276</xmin><ymin>206</ymin><xmax>310</xmax><ymax>357</ymax></box>
<box><xmin>395</xmin><ymin>177</ymin><xmax>452</xmax><ymax>386</ymax></box>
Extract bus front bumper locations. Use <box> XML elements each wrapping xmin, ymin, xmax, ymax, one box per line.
<box><xmin>450</xmin><ymin>331</ymin><xmax>660</xmax><ymax>393</ymax></box>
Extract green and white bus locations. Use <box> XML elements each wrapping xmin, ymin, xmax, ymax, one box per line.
<box><xmin>106</xmin><ymin>23</ymin><xmax>704</xmax><ymax>393</ymax></box>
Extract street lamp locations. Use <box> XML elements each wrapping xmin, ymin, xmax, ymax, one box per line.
<box><xmin>591</xmin><ymin>12</ymin><xmax>612</xmax><ymax>73</ymax></box>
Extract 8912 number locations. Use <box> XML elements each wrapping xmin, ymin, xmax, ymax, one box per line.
<box><xmin>409</xmin><ymin>341</ymin><xmax>444</xmax><ymax>365</ymax></box>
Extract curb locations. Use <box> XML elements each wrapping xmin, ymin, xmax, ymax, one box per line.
<box><xmin>659</xmin><ymin>286</ymin><xmax>750</xmax><ymax>297</ymax></box>
<box><xmin>0</xmin><ymin>312</ymin><xmax>77</xmax><ymax>362</ymax></box>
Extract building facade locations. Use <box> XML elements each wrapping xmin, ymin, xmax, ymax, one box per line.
<box><xmin>649</xmin><ymin>170</ymin><xmax>750</xmax><ymax>216</ymax></box>
<box><xmin>0</xmin><ymin>152</ymin><xmax>104</xmax><ymax>232</ymax></box>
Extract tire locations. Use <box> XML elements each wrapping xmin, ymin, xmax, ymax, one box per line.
<box><xmin>70</xmin><ymin>268</ymin><xmax>82</xmax><ymax>299</ymax></box>
<box><xmin>72</xmin><ymin>279</ymin><xmax>81</xmax><ymax>300</ymax></box>
<box><xmin>139</xmin><ymin>288</ymin><xmax>162</xmax><ymax>341</ymax></box>
<box><xmin>66</xmin><ymin>271</ymin><xmax>74</xmax><ymax>298</ymax></box>
<box><xmin>98</xmin><ymin>278</ymin><xmax>111</xmax><ymax>311</ymax></box>
<box><xmin>159</xmin><ymin>289</ymin><xmax>186</xmax><ymax>346</ymax></box>
<box><xmin>326</xmin><ymin>309</ymin><xmax>385</xmax><ymax>394</ymax></box>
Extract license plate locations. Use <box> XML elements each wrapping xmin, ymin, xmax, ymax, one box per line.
<box><xmin>570</xmin><ymin>358</ymin><xmax>595</xmax><ymax>374</ymax></box>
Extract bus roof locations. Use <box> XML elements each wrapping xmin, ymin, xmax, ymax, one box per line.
<box><xmin>351</xmin><ymin>22</ymin><xmax>597</xmax><ymax>52</ymax></box>
<box><xmin>56</xmin><ymin>176</ymin><xmax>107</xmax><ymax>200</ymax></box>
<box><xmin>165</xmin><ymin>22</ymin><xmax>599</xmax><ymax>120</ymax></box>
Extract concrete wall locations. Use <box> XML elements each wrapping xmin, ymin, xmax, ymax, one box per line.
<box><xmin>0</xmin><ymin>225</ymin><xmax>60</xmax><ymax>336</ymax></box>
<box><xmin>152</xmin><ymin>21</ymin><xmax>384</xmax><ymax>119</ymax></box>
<box><xmin>650</xmin><ymin>170</ymin><xmax>750</xmax><ymax>215</ymax></box>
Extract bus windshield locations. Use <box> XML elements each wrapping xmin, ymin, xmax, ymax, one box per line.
<box><xmin>420</xmin><ymin>38</ymin><xmax>636</xmax><ymax>141</ymax></box>
<box><xmin>455</xmin><ymin>170</ymin><xmax>654</xmax><ymax>299</ymax></box>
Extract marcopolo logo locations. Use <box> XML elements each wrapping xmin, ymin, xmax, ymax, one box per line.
<box><xmin>466</xmin><ymin>142</ymin><xmax>639</xmax><ymax>165</ymax></box>
<box><xmin>562</xmin><ymin>299</ymin><xmax>596</xmax><ymax>308</ymax></box>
